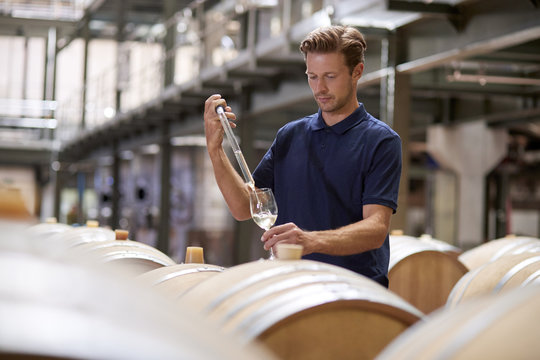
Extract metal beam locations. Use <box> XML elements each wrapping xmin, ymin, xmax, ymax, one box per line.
<box><xmin>0</xmin><ymin>15</ymin><xmax>76</xmax><ymax>35</ymax></box>
<box><xmin>485</xmin><ymin>107</ymin><xmax>540</xmax><ymax>127</ymax></box>
<box><xmin>387</xmin><ymin>0</ymin><xmax>460</xmax><ymax>15</ymax></box>
<box><xmin>55</xmin><ymin>0</ymin><xmax>107</xmax><ymax>52</ymax></box>
<box><xmin>397</xmin><ymin>26</ymin><xmax>540</xmax><ymax>74</ymax></box>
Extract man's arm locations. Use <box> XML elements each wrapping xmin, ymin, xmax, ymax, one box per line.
<box><xmin>204</xmin><ymin>94</ymin><xmax>252</xmax><ymax>221</ymax></box>
<box><xmin>260</xmin><ymin>204</ymin><xmax>393</xmax><ymax>255</ymax></box>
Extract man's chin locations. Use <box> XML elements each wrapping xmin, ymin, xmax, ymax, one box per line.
<box><xmin>318</xmin><ymin>104</ymin><xmax>336</xmax><ymax>112</ymax></box>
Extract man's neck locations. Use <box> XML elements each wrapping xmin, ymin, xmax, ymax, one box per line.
<box><xmin>321</xmin><ymin>101</ymin><xmax>359</xmax><ymax>126</ymax></box>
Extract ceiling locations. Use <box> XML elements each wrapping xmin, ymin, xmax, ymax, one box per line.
<box><xmin>1</xmin><ymin>0</ymin><xmax>539</xmax><ymax>168</ymax></box>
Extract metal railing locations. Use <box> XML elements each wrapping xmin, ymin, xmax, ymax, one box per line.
<box><xmin>0</xmin><ymin>0</ymin><xmax>88</xmax><ymax>21</ymax></box>
<box><xmin>52</xmin><ymin>0</ymin><xmax>327</xmax><ymax>144</ymax></box>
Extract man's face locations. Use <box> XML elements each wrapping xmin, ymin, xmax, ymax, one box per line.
<box><xmin>305</xmin><ymin>51</ymin><xmax>362</xmax><ymax>117</ymax></box>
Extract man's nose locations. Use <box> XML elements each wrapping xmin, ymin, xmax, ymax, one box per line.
<box><xmin>317</xmin><ymin>79</ymin><xmax>328</xmax><ymax>93</ymax></box>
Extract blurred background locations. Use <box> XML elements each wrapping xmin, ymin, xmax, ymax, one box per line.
<box><xmin>0</xmin><ymin>0</ymin><xmax>539</xmax><ymax>265</ymax></box>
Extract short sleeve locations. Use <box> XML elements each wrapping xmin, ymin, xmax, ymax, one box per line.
<box><xmin>252</xmin><ymin>140</ymin><xmax>276</xmax><ymax>190</ymax></box>
<box><xmin>362</xmin><ymin>134</ymin><xmax>402</xmax><ymax>213</ymax></box>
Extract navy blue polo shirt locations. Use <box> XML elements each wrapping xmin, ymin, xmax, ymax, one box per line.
<box><xmin>252</xmin><ymin>104</ymin><xmax>402</xmax><ymax>287</ymax></box>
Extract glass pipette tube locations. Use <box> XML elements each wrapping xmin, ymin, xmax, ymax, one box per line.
<box><xmin>216</xmin><ymin>105</ymin><xmax>255</xmax><ymax>189</ymax></box>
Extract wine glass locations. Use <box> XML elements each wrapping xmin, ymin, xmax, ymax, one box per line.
<box><xmin>249</xmin><ymin>187</ymin><xmax>278</xmax><ymax>259</ymax></box>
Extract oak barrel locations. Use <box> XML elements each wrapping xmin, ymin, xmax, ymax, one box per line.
<box><xmin>389</xmin><ymin>234</ymin><xmax>468</xmax><ymax>314</ymax></box>
<box><xmin>459</xmin><ymin>236</ymin><xmax>540</xmax><ymax>271</ymax></box>
<box><xmin>137</xmin><ymin>263</ymin><xmax>225</xmax><ymax>298</ymax></box>
<box><xmin>418</xmin><ymin>234</ymin><xmax>462</xmax><ymax>257</ymax></box>
<box><xmin>0</xmin><ymin>186</ymin><xmax>32</xmax><ymax>220</ymax></box>
<box><xmin>0</xmin><ymin>240</ymin><xmax>275</xmax><ymax>360</ymax></box>
<box><xmin>446</xmin><ymin>252</ymin><xmax>540</xmax><ymax>308</ymax></box>
<box><xmin>72</xmin><ymin>239</ymin><xmax>176</xmax><ymax>275</ymax></box>
<box><xmin>25</xmin><ymin>220</ymin><xmax>72</xmax><ymax>240</ymax></box>
<box><xmin>376</xmin><ymin>286</ymin><xmax>540</xmax><ymax>360</ymax></box>
<box><xmin>178</xmin><ymin>259</ymin><xmax>423</xmax><ymax>360</ymax></box>
<box><xmin>45</xmin><ymin>224</ymin><xmax>116</xmax><ymax>250</ymax></box>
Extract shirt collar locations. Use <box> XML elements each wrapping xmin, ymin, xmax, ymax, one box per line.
<box><xmin>309</xmin><ymin>103</ymin><xmax>367</xmax><ymax>134</ymax></box>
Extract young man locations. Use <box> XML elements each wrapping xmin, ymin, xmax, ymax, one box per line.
<box><xmin>203</xmin><ymin>25</ymin><xmax>402</xmax><ymax>287</ymax></box>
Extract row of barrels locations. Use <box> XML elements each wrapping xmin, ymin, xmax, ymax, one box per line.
<box><xmin>389</xmin><ymin>231</ymin><xmax>540</xmax><ymax>313</ymax></box>
<box><xmin>380</xmin><ymin>232</ymin><xmax>540</xmax><ymax>359</ymax></box>
<box><xmin>0</xmin><ymin>219</ymin><xmax>274</xmax><ymax>360</ymax></box>
<box><xmin>2</xmin><ymin>220</ymin><xmax>423</xmax><ymax>360</ymax></box>
<box><xmin>2</xmin><ymin>219</ymin><xmax>540</xmax><ymax>359</ymax></box>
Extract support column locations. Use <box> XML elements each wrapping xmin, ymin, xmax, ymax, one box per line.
<box><xmin>157</xmin><ymin>120</ymin><xmax>172</xmax><ymax>255</ymax></box>
<box><xmin>163</xmin><ymin>0</ymin><xmax>178</xmax><ymax>87</ymax></box>
<box><xmin>22</xmin><ymin>34</ymin><xmax>29</xmax><ymax>99</ymax></box>
<box><xmin>391</xmin><ymin>72</ymin><xmax>411</xmax><ymax>233</ymax></box>
<box><xmin>111</xmin><ymin>141</ymin><xmax>120</xmax><ymax>229</ymax></box>
<box><xmin>233</xmin><ymin>90</ymin><xmax>255</xmax><ymax>264</ymax></box>
<box><xmin>495</xmin><ymin>170</ymin><xmax>510</xmax><ymax>238</ymax></box>
<box><xmin>77</xmin><ymin>171</ymin><xmax>86</xmax><ymax>224</ymax></box>
<box><xmin>43</xmin><ymin>27</ymin><xmax>57</xmax><ymax>102</ymax></box>
<box><xmin>380</xmin><ymin>32</ymin><xmax>411</xmax><ymax>233</ymax></box>
<box><xmin>115</xmin><ymin>0</ymin><xmax>126</xmax><ymax>112</ymax></box>
<box><xmin>81</xmin><ymin>19</ymin><xmax>90</xmax><ymax>129</ymax></box>
<box><xmin>427</xmin><ymin>121</ymin><xmax>508</xmax><ymax>249</ymax></box>
<box><xmin>53</xmin><ymin>165</ymin><xmax>63</xmax><ymax>222</ymax></box>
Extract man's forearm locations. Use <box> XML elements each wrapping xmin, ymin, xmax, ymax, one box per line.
<box><xmin>208</xmin><ymin>146</ymin><xmax>252</xmax><ymax>221</ymax></box>
<box><xmin>311</xmin><ymin>217</ymin><xmax>389</xmax><ymax>255</ymax></box>
<box><xmin>264</xmin><ymin>204</ymin><xmax>392</xmax><ymax>256</ymax></box>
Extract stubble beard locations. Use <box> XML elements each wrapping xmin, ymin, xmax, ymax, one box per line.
<box><xmin>315</xmin><ymin>82</ymin><xmax>356</xmax><ymax>115</ymax></box>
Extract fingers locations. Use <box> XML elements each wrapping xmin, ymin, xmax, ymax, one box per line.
<box><xmin>261</xmin><ymin>223</ymin><xmax>301</xmax><ymax>250</ymax></box>
<box><xmin>205</xmin><ymin>94</ymin><xmax>226</xmax><ymax>113</ymax></box>
<box><xmin>204</xmin><ymin>94</ymin><xmax>236</xmax><ymax>126</ymax></box>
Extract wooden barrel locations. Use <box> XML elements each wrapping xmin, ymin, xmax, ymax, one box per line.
<box><xmin>20</xmin><ymin>222</ymin><xmax>115</xmax><ymax>256</ymax></box>
<box><xmin>137</xmin><ymin>263</ymin><xmax>225</xmax><ymax>298</ymax></box>
<box><xmin>24</xmin><ymin>221</ymin><xmax>72</xmax><ymax>240</ymax></box>
<box><xmin>0</xmin><ymin>246</ymin><xmax>275</xmax><ymax>360</ymax></box>
<box><xmin>459</xmin><ymin>236</ymin><xmax>540</xmax><ymax>270</ymax></box>
<box><xmin>446</xmin><ymin>252</ymin><xmax>540</xmax><ymax>308</ymax></box>
<box><xmin>418</xmin><ymin>234</ymin><xmax>462</xmax><ymax>257</ymax></box>
<box><xmin>389</xmin><ymin>234</ymin><xmax>468</xmax><ymax>314</ymax></box>
<box><xmin>178</xmin><ymin>259</ymin><xmax>423</xmax><ymax>360</ymax></box>
<box><xmin>375</xmin><ymin>286</ymin><xmax>540</xmax><ymax>360</ymax></box>
<box><xmin>72</xmin><ymin>239</ymin><xmax>176</xmax><ymax>275</ymax></box>
<box><xmin>0</xmin><ymin>186</ymin><xmax>32</xmax><ymax>220</ymax></box>
<box><xmin>46</xmin><ymin>225</ymin><xmax>116</xmax><ymax>249</ymax></box>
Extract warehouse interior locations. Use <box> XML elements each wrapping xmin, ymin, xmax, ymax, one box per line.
<box><xmin>2</xmin><ymin>1</ymin><xmax>540</xmax><ymax>359</ymax></box>
<box><xmin>1</xmin><ymin>0</ymin><xmax>539</xmax><ymax>265</ymax></box>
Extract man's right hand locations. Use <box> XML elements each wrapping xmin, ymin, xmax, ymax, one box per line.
<box><xmin>204</xmin><ymin>94</ymin><xmax>237</xmax><ymax>153</ymax></box>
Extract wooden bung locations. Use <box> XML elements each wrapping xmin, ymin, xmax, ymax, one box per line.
<box><xmin>86</xmin><ymin>220</ymin><xmax>99</xmax><ymax>228</ymax></box>
<box><xmin>185</xmin><ymin>246</ymin><xmax>204</xmax><ymax>264</ymax></box>
<box><xmin>276</xmin><ymin>244</ymin><xmax>303</xmax><ymax>260</ymax></box>
<box><xmin>115</xmin><ymin>229</ymin><xmax>129</xmax><ymax>241</ymax></box>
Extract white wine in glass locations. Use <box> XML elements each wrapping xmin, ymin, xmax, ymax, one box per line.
<box><xmin>249</xmin><ymin>187</ymin><xmax>278</xmax><ymax>259</ymax></box>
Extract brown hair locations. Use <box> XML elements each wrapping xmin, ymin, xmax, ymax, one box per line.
<box><xmin>299</xmin><ymin>25</ymin><xmax>367</xmax><ymax>73</ymax></box>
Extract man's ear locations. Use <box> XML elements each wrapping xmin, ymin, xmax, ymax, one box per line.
<box><xmin>353</xmin><ymin>63</ymin><xmax>364</xmax><ymax>79</ymax></box>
